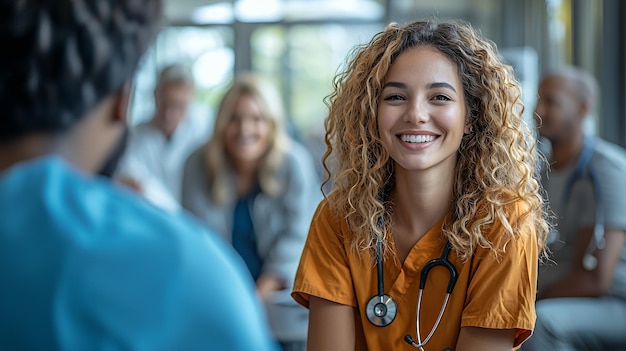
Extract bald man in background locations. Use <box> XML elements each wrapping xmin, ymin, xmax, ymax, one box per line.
<box><xmin>522</xmin><ymin>66</ymin><xmax>626</xmax><ymax>350</ymax></box>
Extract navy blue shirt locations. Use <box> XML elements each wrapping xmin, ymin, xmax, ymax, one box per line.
<box><xmin>232</xmin><ymin>188</ymin><xmax>264</xmax><ymax>281</ymax></box>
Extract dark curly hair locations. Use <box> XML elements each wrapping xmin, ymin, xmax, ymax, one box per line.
<box><xmin>0</xmin><ymin>0</ymin><xmax>163</xmax><ymax>142</ymax></box>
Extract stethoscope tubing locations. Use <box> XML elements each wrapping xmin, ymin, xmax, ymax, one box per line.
<box><xmin>560</xmin><ymin>136</ymin><xmax>606</xmax><ymax>270</ymax></box>
<box><xmin>419</xmin><ymin>242</ymin><xmax>458</xmax><ymax>293</ymax></box>
<box><xmin>366</xmin><ymin>236</ymin><xmax>458</xmax><ymax>349</ymax></box>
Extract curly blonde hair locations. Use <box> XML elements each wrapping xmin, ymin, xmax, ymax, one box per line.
<box><xmin>322</xmin><ymin>20</ymin><xmax>549</xmax><ymax>260</ymax></box>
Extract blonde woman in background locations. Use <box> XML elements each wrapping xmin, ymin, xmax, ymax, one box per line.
<box><xmin>292</xmin><ymin>20</ymin><xmax>550</xmax><ymax>351</ymax></box>
<box><xmin>182</xmin><ymin>73</ymin><xmax>321</xmax><ymax>351</ymax></box>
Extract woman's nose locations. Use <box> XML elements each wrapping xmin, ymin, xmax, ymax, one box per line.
<box><xmin>404</xmin><ymin>99</ymin><xmax>429</xmax><ymax>124</ymax></box>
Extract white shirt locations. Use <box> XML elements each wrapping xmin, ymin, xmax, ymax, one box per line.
<box><xmin>117</xmin><ymin>115</ymin><xmax>210</xmax><ymax>211</ymax></box>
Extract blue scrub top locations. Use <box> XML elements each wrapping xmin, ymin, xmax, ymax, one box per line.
<box><xmin>0</xmin><ymin>156</ymin><xmax>279</xmax><ymax>351</ymax></box>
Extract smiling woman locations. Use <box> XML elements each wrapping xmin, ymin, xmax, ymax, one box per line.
<box><xmin>291</xmin><ymin>20</ymin><xmax>551</xmax><ymax>351</ymax></box>
<box><xmin>180</xmin><ymin>73</ymin><xmax>322</xmax><ymax>351</ymax></box>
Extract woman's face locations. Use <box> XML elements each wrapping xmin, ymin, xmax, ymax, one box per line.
<box><xmin>223</xmin><ymin>93</ymin><xmax>273</xmax><ymax>168</ymax></box>
<box><xmin>377</xmin><ymin>46</ymin><xmax>468</xmax><ymax>174</ymax></box>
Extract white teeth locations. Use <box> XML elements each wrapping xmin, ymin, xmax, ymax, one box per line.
<box><xmin>400</xmin><ymin>134</ymin><xmax>435</xmax><ymax>143</ymax></box>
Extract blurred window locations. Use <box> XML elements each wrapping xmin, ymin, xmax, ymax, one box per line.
<box><xmin>251</xmin><ymin>24</ymin><xmax>381</xmax><ymax>140</ymax></box>
<box><xmin>133</xmin><ymin>0</ymin><xmax>619</xmax><ymax>144</ymax></box>
<box><xmin>389</xmin><ymin>0</ymin><xmax>503</xmax><ymax>43</ymax></box>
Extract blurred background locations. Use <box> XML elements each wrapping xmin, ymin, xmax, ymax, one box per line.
<box><xmin>130</xmin><ymin>0</ymin><xmax>626</xmax><ymax>148</ymax></box>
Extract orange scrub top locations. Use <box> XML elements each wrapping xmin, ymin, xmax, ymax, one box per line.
<box><xmin>292</xmin><ymin>199</ymin><xmax>539</xmax><ymax>351</ymax></box>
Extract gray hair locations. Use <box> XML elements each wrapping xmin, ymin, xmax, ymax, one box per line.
<box><xmin>156</xmin><ymin>64</ymin><xmax>195</xmax><ymax>89</ymax></box>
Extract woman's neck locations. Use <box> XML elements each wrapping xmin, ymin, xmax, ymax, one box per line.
<box><xmin>389</xmin><ymin>166</ymin><xmax>453</xmax><ymax>261</ymax></box>
<box><xmin>233</xmin><ymin>162</ymin><xmax>259</xmax><ymax>198</ymax></box>
<box><xmin>393</xmin><ymin>165</ymin><xmax>453</xmax><ymax>219</ymax></box>
<box><xmin>392</xmin><ymin>180</ymin><xmax>451</xmax><ymax>231</ymax></box>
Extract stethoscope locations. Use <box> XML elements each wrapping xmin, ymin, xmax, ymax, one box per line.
<box><xmin>365</xmin><ymin>223</ymin><xmax>458</xmax><ymax>350</ymax></box>
<box><xmin>554</xmin><ymin>136</ymin><xmax>605</xmax><ymax>271</ymax></box>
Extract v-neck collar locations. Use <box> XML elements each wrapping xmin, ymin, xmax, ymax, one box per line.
<box><xmin>386</xmin><ymin>216</ymin><xmax>448</xmax><ymax>298</ymax></box>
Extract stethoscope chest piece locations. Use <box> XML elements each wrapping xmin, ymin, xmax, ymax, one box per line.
<box><xmin>583</xmin><ymin>253</ymin><xmax>598</xmax><ymax>271</ymax></box>
<box><xmin>366</xmin><ymin>293</ymin><xmax>398</xmax><ymax>327</ymax></box>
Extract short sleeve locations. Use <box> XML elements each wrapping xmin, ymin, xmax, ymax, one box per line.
<box><xmin>291</xmin><ymin>200</ymin><xmax>357</xmax><ymax>308</ymax></box>
<box><xmin>594</xmin><ymin>152</ymin><xmax>626</xmax><ymax>231</ymax></box>
<box><xmin>461</xmin><ymin>216</ymin><xmax>539</xmax><ymax>347</ymax></box>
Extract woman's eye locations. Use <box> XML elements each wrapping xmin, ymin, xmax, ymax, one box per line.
<box><xmin>383</xmin><ymin>94</ymin><xmax>404</xmax><ymax>101</ymax></box>
<box><xmin>433</xmin><ymin>94</ymin><xmax>451</xmax><ymax>101</ymax></box>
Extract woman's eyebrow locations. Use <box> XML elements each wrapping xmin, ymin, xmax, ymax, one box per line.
<box><xmin>382</xmin><ymin>81</ymin><xmax>456</xmax><ymax>93</ymax></box>
<box><xmin>426</xmin><ymin>82</ymin><xmax>456</xmax><ymax>93</ymax></box>
<box><xmin>382</xmin><ymin>81</ymin><xmax>407</xmax><ymax>89</ymax></box>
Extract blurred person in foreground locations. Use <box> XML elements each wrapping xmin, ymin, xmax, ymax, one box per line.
<box><xmin>116</xmin><ymin>64</ymin><xmax>210</xmax><ymax>211</ymax></box>
<box><xmin>182</xmin><ymin>73</ymin><xmax>321</xmax><ymax>351</ymax></box>
<box><xmin>522</xmin><ymin>66</ymin><xmax>626</xmax><ymax>350</ymax></box>
<box><xmin>0</xmin><ymin>1</ymin><xmax>278</xmax><ymax>350</ymax></box>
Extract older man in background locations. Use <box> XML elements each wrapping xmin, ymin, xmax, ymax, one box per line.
<box><xmin>116</xmin><ymin>64</ymin><xmax>211</xmax><ymax>211</ymax></box>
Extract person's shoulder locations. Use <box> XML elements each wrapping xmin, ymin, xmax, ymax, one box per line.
<box><xmin>0</xmin><ymin>155</ymin><xmax>58</xmax><ymax>181</ymax></box>
<box><xmin>305</xmin><ymin>197</ymin><xmax>355</xmax><ymax>250</ymax></box>
<box><xmin>100</xmin><ymin>181</ymin><xmax>209</xmax><ymax>238</ymax></box>
<box><xmin>588</xmin><ymin>138</ymin><xmax>626</xmax><ymax>187</ymax></box>
<box><xmin>0</xmin><ymin>156</ymin><xmax>78</xmax><ymax>197</ymax></box>
<box><xmin>282</xmin><ymin>139</ymin><xmax>315</xmax><ymax>164</ymax></box>
<box><xmin>471</xmin><ymin>197</ymin><xmax>538</xmax><ymax>261</ymax></box>
<box><xmin>476</xmin><ymin>196</ymin><xmax>534</xmax><ymax>240</ymax></box>
<box><xmin>593</xmin><ymin>137</ymin><xmax>626</xmax><ymax>168</ymax></box>
<box><xmin>40</xmin><ymin>157</ymin><xmax>208</xmax><ymax>236</ymax></box>
<box><xmin>185</xmin><ymin>143</ymin><xmax>205</xmax><ymax>165</ymax></box>
<box><xmin>509</xmin><ymin>196</ymin><xmax>533</xmax><ymax>218</ymax></box>
<box><xmin>315</xmin><ymin>196</ymin><xmax>331</xmax><ymax>214</ymax></box>
<box><xmin>311</xmin><ymin>196</ymin><xmax>345</xmax><ymax>228</ymax></box>
<box><xmin>281</xmin><ymin>139</ymin><xmax>319</xmax><ymax>176</ymax></box>
<box><xmin>182</xmin><ymin>144</ymin><xmax>207</xmax><ymax>182</ymax></box>
<box><xmin>270</xmin><ymin>139</ymin><xmax>319</xmax><ymax>189</ymax></box>
<box><xmin>478</xmin><ymin>192</ymin><xmax>531</xmax><ymax>218</ymax></box>
<box><xmin>0</xmin><ymin>156</ymin><xmax>217</xmax><ymax>257</ymax></box>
